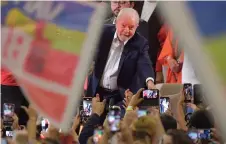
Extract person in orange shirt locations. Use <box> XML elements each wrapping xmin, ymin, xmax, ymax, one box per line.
<box><xmin>155</xmin><ymin>25</ymin><xmax>168</xmax><ymax>83</ymax></box>
<box><xmin>157</xmin><ymin>30</ymin><xmax>183</xmax><ymax>83</ymax></box>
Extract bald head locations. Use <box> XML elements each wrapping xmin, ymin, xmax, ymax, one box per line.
<box><xmin>115</xmin><ymin>8</ymin><xmax>139</xmax><ymax>42</ymax></box>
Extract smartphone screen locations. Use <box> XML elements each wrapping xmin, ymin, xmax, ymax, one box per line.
<box><xmin>188</xmin><ymin>129</ymin><xmax>211</xmax><ymax>142</ymax></box>
<box><xmin>41</xmin><ymin>118</ymin><xmax>49</xmax><ymax>132</ymax></box>
<box><xmin>137</xmin><ymin>109</ymin><xmax>148</xmax><ymax>117</ymax></box>
<box><xmin>186</xmin><ymin>105</ymin><xmax>194</xmax><ymax>114</ymax></box>
<box><xmin>93</xmin><ymin>128</ymin><xmax>104</xmax><ymax>144</ymax></box>
<box><xmin>198</xmin><ymin>129</ymin><xmax>211</xmax><ymax>140</ymax></box>
<box><xmin>3</xmin><ymin>103</ymin><xmax>15</xmax><ymax>116</ymax></box>
<box><xmin>108</xmin><ymin>109</ymin><xmax>121</xmax><ymax>132</ymax></box>
<box><xmin>140</xmin><ymin>89</ymin><xmax>159</xmax><ymax>108</ymax></box>
<box><xmin>183</xmin><ymin>83</ymin><xmax>193</xmax><ymax>103</ymax></box>
<box><xmin>188</xmin><ymin>131</ymin><xmax>198</xmax><ymax>141</ymax></box>
<box><xmin>160</xmin><ymin>97</ymin><xmax>170</xmax><ymax>114</ymax></box>
<box><xmin>6</xmin><ymin>131</ymin><xmax>13</xmax><ymax>137</ymax></box>
<box><xmin>83</xmin><ymin>97</ymin><xmax>92</xmax><ymax>117</ymax></box>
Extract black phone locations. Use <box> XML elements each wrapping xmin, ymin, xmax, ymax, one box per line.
<box><xmin>108</xmin><ymin>109</ymin><xmax>121</xmax><ymax>132</ymax></box>
<box><xmin>82</xmin><ymin>97</ymin><xmax>92</xmax><ymax>117</ymax></box>
<box><xmin>139</xmin><ymin>89</ymin><xmax>159</xmax><ymax>108</ymax></box>
<box><xmin>159</xmin><ymin>97</ymin><xmax>170</xmax><ymax>114</ymax></box>
<box><xmin>183</xmin><ymin>83</ymin><xmax>193</xmax><ymax>103</ymax></box>
<box><xmin>193</xmin><ymin>84</ymin><xmax>204</xmax><ymax>105</ymax></box>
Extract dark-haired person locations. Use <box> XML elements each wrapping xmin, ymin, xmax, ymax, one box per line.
<box><xmin>1</xmin><ymin>68</ymin><xmax>29</xmax><ymax>125</ymax></box>
<box><xmin>160</xmin><ymin>129</ymin><xmax>193</xmax><ymax>144</ymax></box>
<box><xmin>187</xmin><ymin>109</ymin><xmax>214</xmax><ymax>129</ymax></box>
<box><xmin>160</xmin><ymin>114</ymin><xmax>177</xmax><ymax>132</ymax></box>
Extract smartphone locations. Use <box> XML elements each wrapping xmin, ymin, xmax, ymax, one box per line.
<box><xmin>159</xmin><ymin>97</ymin><xmax>170</xmax><ymax>114</ymax></box>
<box><xmin>41</xmin><ymin>118</ymin><xmax>49</xmax><ymax>132</ymax></box>
<box><xmin>3</xmin><ymin>103</ymin><xmax>15</xmax><ymax>116</ymax></box>
<box><xmin>188</xmin><ymin>131</ymin><xmax>199</xmax><ymax>142</ymax></box>
<box><xmin>197</xmin><ymin>129</ymin><xmax>211</xmax><ymax>140</ymax></box>
<box><xmin>137</xmin><ymin>109</ymin><xmax>148</xmax><ymax>117</ymax></box>
<box><xmin>188</xmin><ymin>129</ymin><xmax>211</xmax><ymax>141</ymax></box>
<box><xmin>6</xmin><ymin>131</ymin><xmax>13</xmax><ymax>137</ymax></box>
<box><xmin>82</xmin><ymin>97</ymin><xmax>92</xmax><ymax>117</ymax></box>
<box><xmin>183</xmin><ymin>83</ymin><xmax>193</xmax><ymax>103</ymax></box>
<box><xmin>93</xmin><ymin>128</ymin><xmax>104</xmax><ymax>144</ymax></box>
<box><xmin>139</xmin><ymin>89</ymin><xmax>159</xmax><ymax>108</ymax></box>
<box><xmin>108</xmin><ymin>109</ymin><xmax>121</xmax><ymax>132</ymax></box>
<box><xmin>193</xmin><ymin>84</ymin><xmax>204</xmax><ymax>105</ymax></box>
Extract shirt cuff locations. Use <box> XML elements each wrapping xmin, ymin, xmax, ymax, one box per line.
<box><xmin>146</xmin><ymin>77</ymin><xmax>154</xmax><ymax>83</ymax></box>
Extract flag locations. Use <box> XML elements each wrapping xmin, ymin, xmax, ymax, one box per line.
<box><xmin>159</xmin><ymin>1</ymin><xmax>226</xmax><ymax>138</ymax></box>
<box><xmin>1</xmin><ymin>1</ymin><xmax>106</xmax><ymax>131</ymax></box>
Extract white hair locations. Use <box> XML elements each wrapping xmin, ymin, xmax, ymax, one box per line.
<box><xmin>116</xmin><ymin>8</ymin><xmax>140</xmax><ymax>24</ymax></box>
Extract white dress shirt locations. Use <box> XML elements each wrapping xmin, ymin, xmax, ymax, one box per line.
<box><xmin>100</xmin><ymin>33</ymin><xmax>154</xmax><ymax>90</ymax></box>
<box><xmin>113</xmin><ymin>18</ymin><xmax>116</xmax><ymax>24</ymax></box>
<box><xmin>182</xmin><ymin>54</ymin><xmax>200</xmax><ymax>85</ymax></box>
<box><xmin>100</xmin><ymin>33</ymin><xmax>127</xmax><ymax>90</ymax></box>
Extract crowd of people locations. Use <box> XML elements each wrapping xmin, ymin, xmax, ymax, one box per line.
<box><xmin>1</xmin><ymin>1</ymin><xmax>225</xmax><ymax>144</ymax></box>
<box><xmin>0</xmin><ymin>89</ymin><xmax>222</xmax><ymax>144</ymax></box>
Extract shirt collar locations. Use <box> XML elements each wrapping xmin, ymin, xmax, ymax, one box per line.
<box><xmin>113</xmin><ymin>17</ymin><xmax>116</xmax><ymax>24</ymax></box>
<box><xmin>113</xmin><ymin>32</ymin><xmax>128</xmax><ymax>45</ymax></box>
